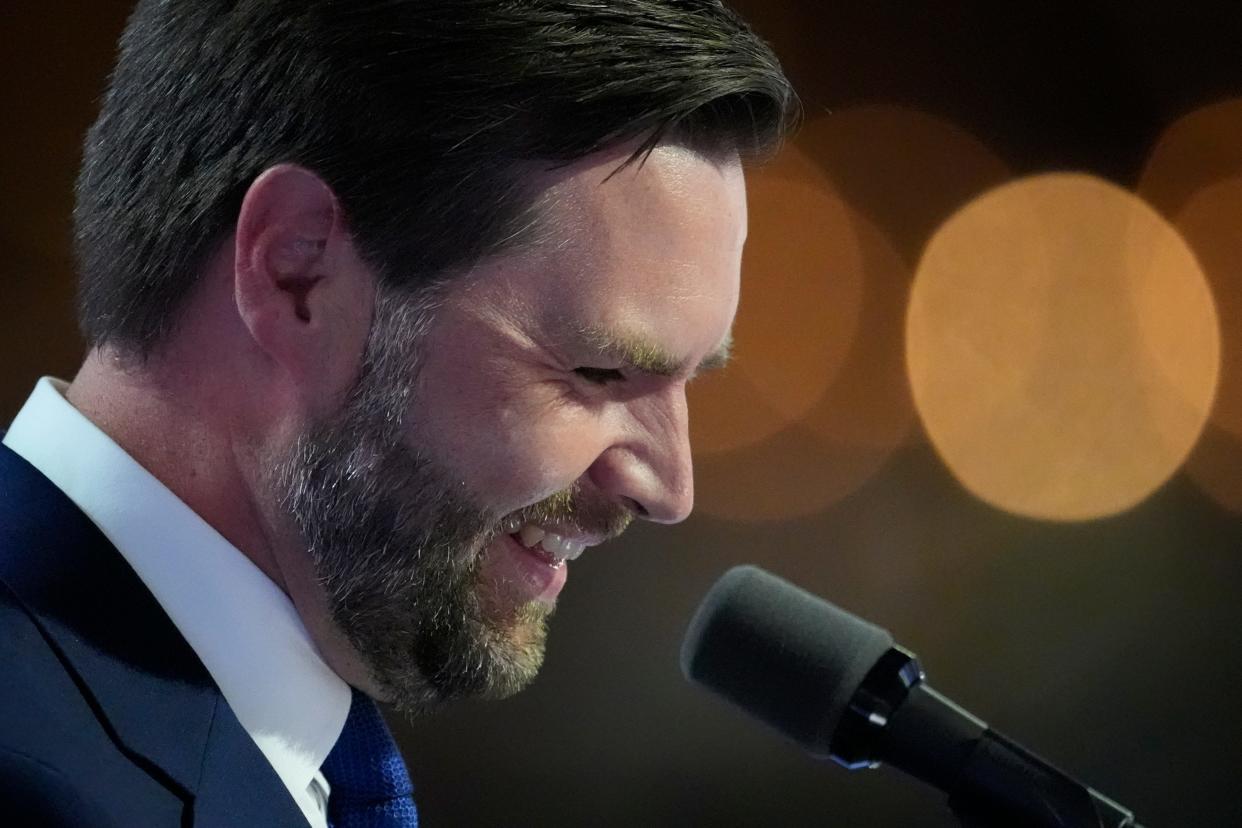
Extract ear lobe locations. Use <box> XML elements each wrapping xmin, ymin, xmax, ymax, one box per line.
<box><xmin>234</xmin><ymin>164</ymin><xmax>374</xmax><ymax>388</ymax></box>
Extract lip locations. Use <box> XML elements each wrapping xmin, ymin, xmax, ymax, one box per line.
<box><xmin>479</xmin><ymin>531</ymin><xmax>569</xmax><ymax>606</ymax></box>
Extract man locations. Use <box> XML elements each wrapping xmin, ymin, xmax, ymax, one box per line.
<box><xmin>0</xmin><ymin>1</ymin><xmax>794</xmax><ymax>825</ymax></box>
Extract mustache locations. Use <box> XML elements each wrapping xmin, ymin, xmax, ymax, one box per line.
<box><xmin>503</xmin><ymin>484</ymin><xmax>634</xmax><ymax>542</ymax></box>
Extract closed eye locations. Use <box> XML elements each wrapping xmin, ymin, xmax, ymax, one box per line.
<box><xmin>573</xmin><ymin>366</ymin><xmax>626</xmax><ymax>386</ymax></box>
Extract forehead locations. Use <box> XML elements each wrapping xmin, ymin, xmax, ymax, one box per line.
<box><xmin>537</xmin><ymin>143</ymin><xmax>747</xmax><ymax>267</ymax></box>
<box><xmin>479</xmin><ymin>143</ymin><xmax>748</xmax><ymax>347</ymax></box>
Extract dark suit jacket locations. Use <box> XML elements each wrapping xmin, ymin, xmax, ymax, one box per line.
<box><xmin>0</xmin><ymin>441</ymin><xmax>308</xmax><ymax>826</ymax></box>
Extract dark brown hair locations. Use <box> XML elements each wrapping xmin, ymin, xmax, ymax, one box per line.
<box><xmin>74</xmin><ymin>0</ymin><xmax>797</xmax><ymax>355</ymax></box>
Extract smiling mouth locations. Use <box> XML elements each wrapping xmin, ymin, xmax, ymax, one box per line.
<box><xmin>481</xmin><ymin>531</ymin><xmax>570</xmax><ymax>607</ymax></box>
<box><xmin>500</xmin><ymin>516</ymin><xmax>588</xmax><ymax>567</ymax></box>
<box><xmin>510</xmin><ymin>534</ymin><xmax>567</xmax><ymax>570</ymax></box>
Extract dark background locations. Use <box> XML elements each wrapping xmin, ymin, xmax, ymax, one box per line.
<box><xmin>5</xmin><ymin>2</ymin><xmax>1242</xmax><ymax>826</ymax></box>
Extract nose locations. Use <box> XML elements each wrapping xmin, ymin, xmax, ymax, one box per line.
<box><xmin>588</xmin><ymin>387</ymin><xmax>695</xmax><ymax>524</ymax></box>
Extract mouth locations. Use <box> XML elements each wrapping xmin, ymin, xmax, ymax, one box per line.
<box><xmin>482</xmin><ymin>531</ymin><xmax>571</xmax><ymax>606</ymax></box>
<box><xmin>500</xmin><ymin>516</ymin><xmax>590</xmax><ymax>565</ymax></box>
<box><xmin>478</xmin><ymin>514</ymin><xmax>617</xmax><ymax>609</ymax></box>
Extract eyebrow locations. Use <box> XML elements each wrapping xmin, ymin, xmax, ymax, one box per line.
<box><xmin>578</xmin><ymin>326</ymin><xmax>733</xmax><ymax>379</ymax></box>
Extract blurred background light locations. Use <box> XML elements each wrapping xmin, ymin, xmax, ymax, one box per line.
<box><xmin>1138</xmin><ymin>98</ymin><xmax>1242</xmax><ymax>218</ymax></box>
<box><xmin>1136</xmin><ymin>99</ymin><xmax>1242</xmax><ymax>512</ymax></box>
<box><xmin>907</xmin><ymin>173</ymin><xmax>1219</xmax><ymax>521</ymax></box>
<box><xmin>796</xmin><ymin>105</ymin><xmax>1012</xmax><ymax>266</ymax></box>
<box><xmin>689</xmin><ymin>130</ymin><xmax>865</xmax><ymax>456</ymax></box>
<box><xmin>689</xmin><ymin>106</ymin><xmax>1013</xmax><ymax>524</ymax></box>
<box><xmin>1170</xmin><ymin>177</ymin><xmax>1242</xmax><ymax>511</ymax></box>
<box><xmin>691</xmin><ymin>162</ymin><xmax>914</xmax><ymax>521</ymax></box>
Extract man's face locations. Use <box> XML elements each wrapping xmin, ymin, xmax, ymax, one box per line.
<box><xmin>276</xmin><ymin>144</ymin><xmax>747</xmax><ymax>712</ymax></box>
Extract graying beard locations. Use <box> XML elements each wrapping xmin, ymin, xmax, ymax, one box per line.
<box><xmin>273</xmin><ymin>284</ymin><xmax>543</xmax><ymax>711</ymax></box>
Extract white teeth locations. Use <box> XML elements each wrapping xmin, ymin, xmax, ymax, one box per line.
<box><xmin>511</xmin><ymin>523</ymin><xmax>588</xmax><ymax>562</ymax></box>
<box><xmin>541</xmin><ymin>531</ymin><xmax>573</xmax><ymax>559</ymax></box>
<box><xmin>517</xmin><ymin>523</ymin><xmax>546</xmax><ymax>548</ymax></box>
<box><xmin>540</xmin><ymin>532</ymin><xmax>587</xmax><ymax>562</ymax></box>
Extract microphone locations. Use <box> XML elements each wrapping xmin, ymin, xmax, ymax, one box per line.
<box><xmin>681</xmin><ymin>565</ymin><xmax>1143</xmax><ymax>828</ymax></box>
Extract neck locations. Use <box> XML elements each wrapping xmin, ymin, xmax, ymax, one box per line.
<box><xmin>66</xmin><ymin>347</ymin><xmax>289</xmax><ymax>593</ymax></box>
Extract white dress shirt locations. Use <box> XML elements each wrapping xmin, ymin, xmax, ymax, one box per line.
<box><xmin>3</xmin><ymin>377</ymin><xmax>351</xmax><ymax>828</ymax></box>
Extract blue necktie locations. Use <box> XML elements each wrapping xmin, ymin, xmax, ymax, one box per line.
<box><xmin>321</xmin><ymin>689</ymin><xmax>419</xmax><ymax>828</ymax></box>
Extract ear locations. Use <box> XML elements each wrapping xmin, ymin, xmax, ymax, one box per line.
<box><xmin>234</xmin><ymin>164</ymin><xmax>375</xmax><ymax>404</ymax></box>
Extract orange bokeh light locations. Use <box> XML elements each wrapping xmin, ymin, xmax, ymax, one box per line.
<box><xmin>797</xmin><ymin>105</ymin><xmax>1012</xmax><ymax>265</ymax></box>
<box><xmin>908</xmin><ymin>173</ymin><xmax>1219</xmax><ymax>521</ymax></box>
<box><xmin>693</xmin><ymin>206</ymin><xmax>914</xmax><ymax>523</ymax></box>
<box><xmin>1171</xmin><ymin>177</ymin><xmax>1242</xmax><ymax>511</ymax></box>
<box><xmin>689</xmin><ymin>127</ymin><xmax>866</xmax><ymax>455</ymax></box>
<box><xmin>690</xmin><ymin>106</ymin><xmax>1008</xmax><ymax>522</ymax></box>
<box><xmin>1138</xmin><ymin>98</ymin><xmax>1242</xmax><ymax>219</ymax></box>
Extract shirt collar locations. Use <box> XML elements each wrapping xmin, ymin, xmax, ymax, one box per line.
<box><xmin>3</xmin><ymin>377</ymin><xmax>351</xmax><ymax>825</ymax></box>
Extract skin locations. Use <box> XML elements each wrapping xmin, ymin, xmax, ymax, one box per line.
<box><xmin>66</xmin><ymin>140</ymin><xmax>747</xmax><ymax>701</ymax></box>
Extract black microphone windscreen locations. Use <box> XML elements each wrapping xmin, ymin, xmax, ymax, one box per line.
<box><xmin>681</xmin><ymin>565</ymin><xmax>894</xmax><ymax>757</ymax></box>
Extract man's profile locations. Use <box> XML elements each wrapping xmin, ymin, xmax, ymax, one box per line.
<box><xmin>0</xmin><ymin>1</ymin><xmax>795</xmax><ymax>825</ymax></box>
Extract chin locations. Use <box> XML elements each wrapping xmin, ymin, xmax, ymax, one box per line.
<box><xmin>368</xmin><ymin>590</ymin><xmax>554</xmax><ymax>715</ymax></box>
<box><xmin>469</xmin><ymin>597</ymin><xmax>554</xmax><ymax>699</ymax></box>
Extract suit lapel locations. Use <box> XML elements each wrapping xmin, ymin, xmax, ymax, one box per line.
<box><xmin>0</xmin><ymin>443</ymin><xmax>307</xmax><ymax>827</ymax></box>
<box><xmin>194</xmin><ymin>696</ymin><xmax>317</xmax><ymax>828</ymax></box>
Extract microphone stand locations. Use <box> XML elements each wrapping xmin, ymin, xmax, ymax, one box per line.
<box><xmin>830</xmin><ymin>649</ymin><xmax>1143</xmax><ymax>828</ymax></box>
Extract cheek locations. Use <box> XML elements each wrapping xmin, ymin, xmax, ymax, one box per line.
<box><xmin>488</xmin><ymin>417</ymin><xmax>602</xmax><ymax>500</ymax></box>
<box><xmin>421</xmin><ymin>378</ymin><xmax>610</xmax><ymax>505</ymax></box>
